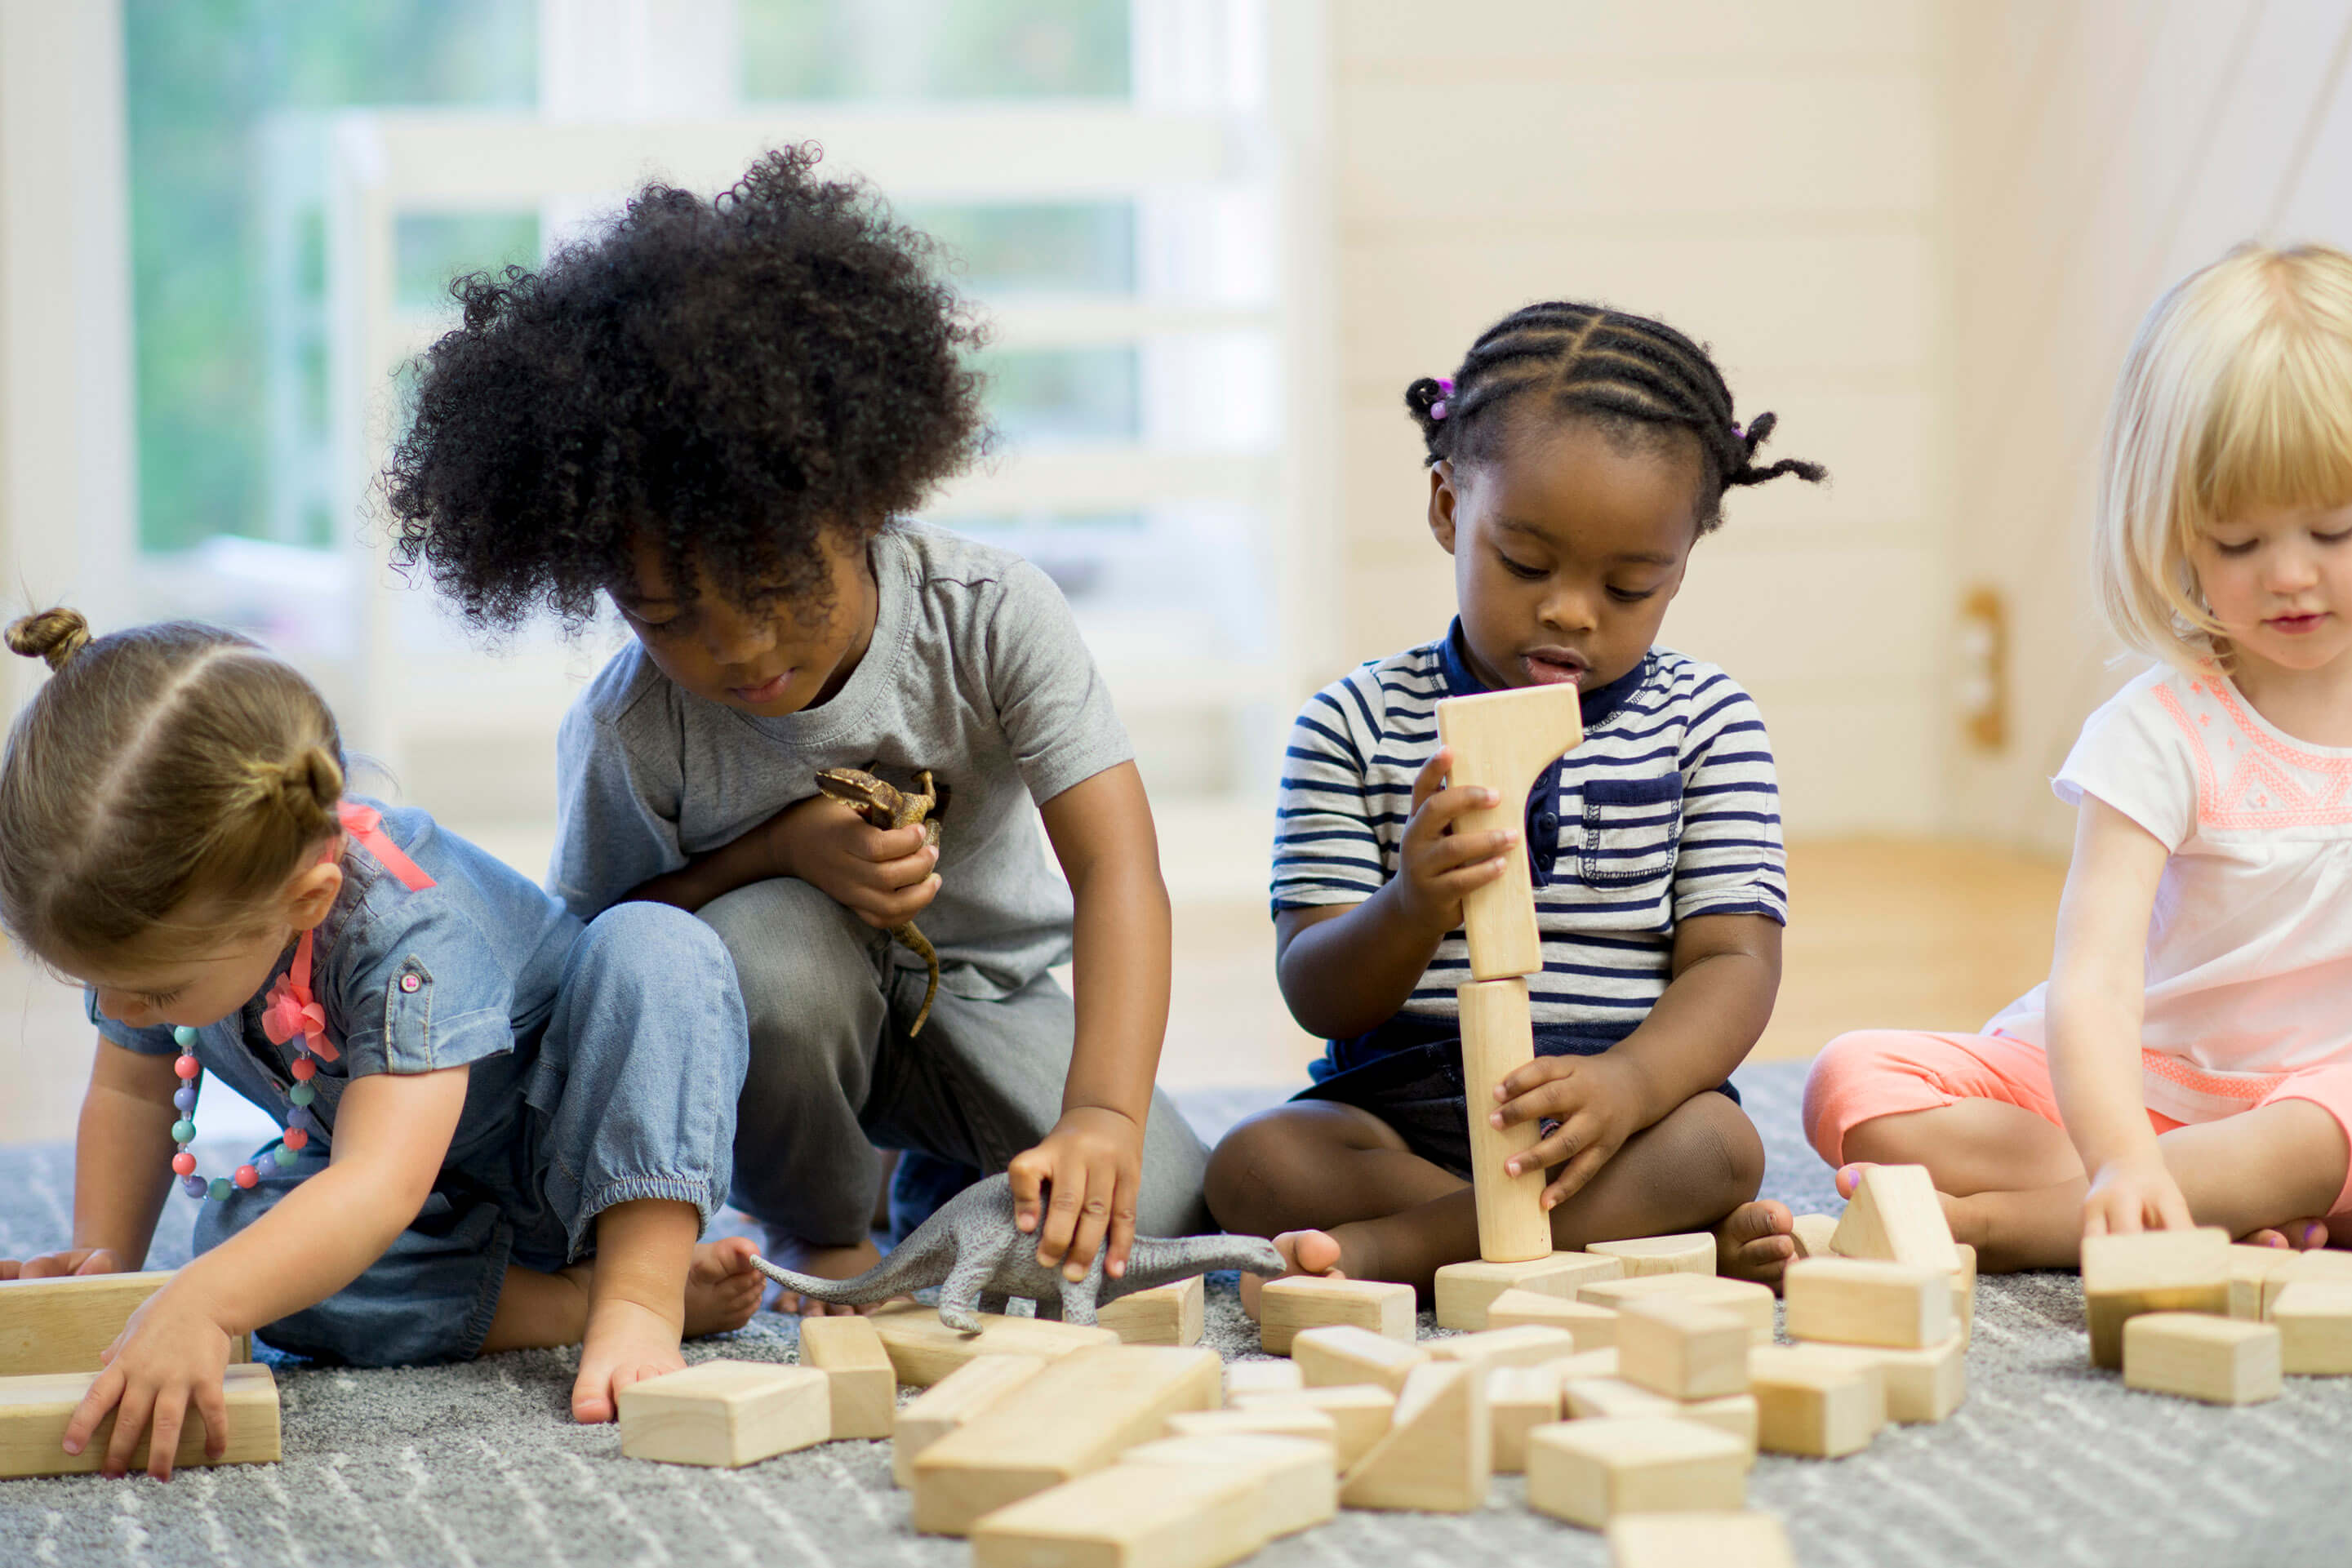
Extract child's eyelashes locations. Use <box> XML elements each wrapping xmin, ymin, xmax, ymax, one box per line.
<box><xmin>1496</xmin><ymin>552</ymin><xmax>1548</xmax><ymax>581</ymax></box>
<box><xmin>139</xmin><ymin>988</ymin><xmax>185</xmax><ymax>1008</ymax></box>
<box><xmin>2212</xmin><ymin>537</ymin><xmax>2261</xmax><ymax>557</ymax></box>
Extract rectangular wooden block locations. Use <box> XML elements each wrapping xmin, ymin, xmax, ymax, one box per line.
<box><xmin>1585</xmin><ymin>1234</ymin><xmax>1716</xmax><ymax>1279</ymax></box>
<box><xmin>1746</xmin><ymin>1346</ymin><xmax>1885</xmax><ymax>1458</ymax></box>
<box><xmin>1953</xmin><ymin>1242</ymin><xmax>1977</xmax><ymax>1344</ymax></box>
<box><xmin>1292</xmin><ymin>1325</ymin><xmax>1429</xmax><ymax>1393</ymax></box>
<box><xmin>2259</xmin><ymin>1251</ymin><xmax>2352</xmax><ymax>1319</ymax></box>
<box><xmin>970</xmin><ymin>1457</ymin><xmax>1263</xmax><ymax>1568</ymax></box>
<box><xmin>1606</xmin><ymin>1512</ymin><xmax>1796</xmax><ymax>1568</ymax></box>
<box><xmin>1258</xmin><ymin>1275</ymin><xmax>1415</xmax><ymax>1355</ymax></box>
<box><xmin>1457</xmin><ymin>975</ymin><xmax>1554</xmax><ymax>1262</ymax></box>
<box><xmin>1790</xmin><ymin>1215</ymin><xmax>1840</xmax><ymax>1260</ymax></box>
<box><xmin>798</xmin><ymin>1313</ymin><xmax>896</xmax><ymax>1438</ymax></box>
<box><xmin>1487</xmin><ymin>1289</ymin><xmax>1619</xmax><ymax>1348</ymax></box>
<box><xmin>1618</xmin><ymin>1299</ymin><xmax>1750</xmax><ymax>1400</ymax></box>
<box><xmin>2081</xmin><ymin>1228</ymin><xmax>2231</xmax><ymax>1368</ymax></box>
<box><xmin>1097</xmin><ymin>1276</ymin><xmax>1205</xmax><ymax>1348</ymax></box>
<box><xmin>0</xmin><ymin>1271</ymin><xmax>252</xmax><ymax>1375</ymax></box>
<box><xmin>617</xmin><ymin>1360</ymin><xmax>830</xmax><ymax>1468</ymax></box>
<box><xmin>2271</xmin><ymin>1280</ymin><xmax>2352</xmax><ymax>1374</ymax></box>
<box><xmin>1222</xmin><ymin>1359</ymin><xmax>1303</xmax><ymax>1397</ymax></box>
<box><xmin>2122</xmin><ymin>1312</ymin><xmax>2282</xmax><ymax>1404</ymax></box>
<box><xmin>911</xmin><ymin>1345</ymin><xmax>1222</xmax><ymax>1536</ymax></box>
<box><xmin>1781</xmin><ymin>1339</ymin><xmax>1964</xmax><ymax>1424</ymax></box>
<box><xmin>1338</xmin><ymin>1361</ymin><xmax>1490</xmax><ymax>1512</ymax></box>
<box><xmin>1785</xmin><ymin>1258</ymin><xmax>1952</xmax><ymax>1349</ymax></box>
<box><xmin>1581</xmin><ymin>1275</ymin><xmax>1775</xmax><ymax>1344</ymax></box>
<box><xmin>1434</xmin><ymin>1253</ymin><xmax>1624</xmax><ymax>1330</ymax></box>
<box><xmin>892</xmin><ymin>1353</ymin><xmax>1046</xmax><ymax>1487</ymax></box>
<box><xmin>0</xmin><ymin>1363</ymin><xmax>279</xmax><ymax>1478</ymax></box>
<box><xmin>1486</xmin><ymin>1363</ymin><xmax>1561</xmax><ymax>1473</ymax></box>
<box><xmin>2229</xmin><ymin>1245</ymin><xmax>2294</xmax><ymax>1320</ymax></box>
<box><xmin>869</xmin><ymin>1300</ymin><xmax>1119</xmax><ymax>1388</ymax></box>
<box><xmin>1167</xmin><ymin>1406</ymin><xmax>1336</xmax><ymax>1447</ymax></box>
<box><xmin>1231</xmin><ymin>1384</ymin><xmax>1394</xmax><ymax>1468</ymax></box>
<box><xmin>1118</xmin><ymin>1433</ymin><xmax>1338</xmax><ymax>1544</ymax></box>
<box><xmin>1829</xmin><ymin>1164</ymin><xmax>1960</xmax><ymax>1273</ymax></box>
<box><xmin>1563</xmin><ymin>1378</ymin><xmax>1758</xmax><ymax>1459</ymax></box>
<box><xmin>1525</xmin><ymin>1415</ymin><xmax>1745</xmax><ymax>1528</ymax></box>
<box><xmin>1543</xmin><ymin>1347</ymin><xmax>1621</xmax><ymax>1383</ymax></box>
<box><xmin>1427</xmin><ymin>1324</ymin><xmax>1578</xmax><ymax>1371</ymax></box>
<box><xmin>1437</xmin><ymin>683</ymin><xmax>1583</xmax><ymax>983</ymax></box>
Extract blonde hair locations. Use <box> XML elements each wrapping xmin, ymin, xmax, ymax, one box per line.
<box><xmin>2096</xmin><ymin>242</ymin><xmax>2352</xmax><ymax>669</ymax></box>
<box><xmin>0</xmin><ymin>609</ymin><xmax>345</xmax><ymax>967</ymax></box>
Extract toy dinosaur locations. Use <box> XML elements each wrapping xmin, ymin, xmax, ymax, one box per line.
<box><xmin>815</xmin><ymin>766</ymin><xmax>944</xmax><ymax>1034</ymax></box>
<box><xmin>751</xmin><ymin>1172</ymin><xmax>1284</xmax><ymax>1331</ymax></box>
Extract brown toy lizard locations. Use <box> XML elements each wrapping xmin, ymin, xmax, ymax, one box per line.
<box><xmin>814</xmin><ymin>766</ymin><xmax>943</xmax><ymax>1034</ymax></box>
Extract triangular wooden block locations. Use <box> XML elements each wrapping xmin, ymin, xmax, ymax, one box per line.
<box><xmin>1339</xmin><ymin>1361</ymin><xmax>1490</xmax><ymax>1512</ymax></box>
<box><xmin>1829</xmin><ymin>1166</ymin><xmax>1959</xmax><ymax>1273</ymax></box>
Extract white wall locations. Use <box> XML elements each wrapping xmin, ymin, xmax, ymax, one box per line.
<box><xmin>1322</xmin><ymin>0</ymin><xmax>1951</xmax><ymax>837</ymax></box>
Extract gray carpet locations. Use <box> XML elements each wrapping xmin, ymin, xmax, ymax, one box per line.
<box><xmin>5</xmin><ymin>1063</ymin><xmax>2350</xmax><ymax>1566</ymax></box>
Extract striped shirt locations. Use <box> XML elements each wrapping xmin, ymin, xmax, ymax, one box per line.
<box><xmin>1272</xmin><ymin>621</ymin><xmax>1787</xmax><ymax>1031</ymax></box>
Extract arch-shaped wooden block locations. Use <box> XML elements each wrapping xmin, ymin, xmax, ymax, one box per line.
<box><xmin>1435</xmin><ymin>685</ymin><xmax>1585</xmax><ymax>980</ymax></box>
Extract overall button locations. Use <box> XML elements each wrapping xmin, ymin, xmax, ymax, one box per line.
<box><xmin>399</xmin><ymin>973</ymin><xmax>422</xmax><ymax>993</ymax></box>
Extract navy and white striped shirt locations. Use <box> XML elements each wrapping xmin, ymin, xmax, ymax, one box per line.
<box><xmin>1272</xmin><ymin>621</ymin><xmax>1787</xmax><ymax>1030</ymax></box>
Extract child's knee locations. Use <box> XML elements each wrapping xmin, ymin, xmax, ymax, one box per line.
<box><xmin>1205</xmin><ymin>1112</ymin><xmax>1313</xmax><ymax>1235</ymax></box>
<box><xmin>1642</xmin><ymin>1092</ymin><xmax>1764</xmax><ymax>1214</ymax></box>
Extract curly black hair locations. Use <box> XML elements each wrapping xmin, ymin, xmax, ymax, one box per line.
<box><xmin>384</xmin><ymin>145</ymin><xmax>987</xmax><ymax>629</ymax></box>
<box><xmin>1404</xmin><ymin>300</ymin><xmax>1825</xmax><ymax>534</ymax></box>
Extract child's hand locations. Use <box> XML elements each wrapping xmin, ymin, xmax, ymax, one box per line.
<box><xmin>766</xmin><ymin>793</ymin><xmax>940</xmax><ymax>929</ymax></box>
<box><xmin>1492</xmin><ymin>1052</ymin><xmax>1649</xmax><ymax>1210</ymax></box>
<box><xmin>1392</xmin><ymin>748</ymin><xmax>1519</xmax><ymax>936</ymax></box>
<box><xmin>2083</xmin><ymin>1148</ymin><xmax>2195</xmax><ymax>1236</ymax></box>
<box><xmin>64</xmin><ymin>1280</ymin><xmax>236</xmax><ymax>1480</ymax></box>
<box><xmin>1007</xmin><ymin>1107</ymin><xmax>1145</xmax><ymax>1282</ymax></box>
<box><xmin>0</xmin><ymin>1247</ymin><xmax>128</xmax><ymax>1280</ymax></box>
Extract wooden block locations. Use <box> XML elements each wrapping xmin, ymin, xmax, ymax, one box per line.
<box><xmin>1618</xmin><ymin>1298</ymin><xmax>1750</xmax><ymax>1399</ymax></box>
<box><xmin>1292</xmin><ymin>1325</ymin><xmax>1430</xmax><ymax>1393</ymax></box>
<box><xmin>892</xmin><ymin>1353</ymin><xmax>1046</xmax><ymax>1487</ymax></box>
<box><xmin>1222</xmin><ymin>1359</ymin><xmax>1302</xmax><ymax>1397</ymax></box>
<box><xmin>1096</xmin><ymin>1276</ymin><xmax>1205</xmax><ymax>1348</ymax></box>
<box><xmin>1525</xmin><ymin>1416</ymin><xmax>1745</xmax><ymax>1528</ymax></box>
<box><xmin>869</xmin><ymin>1300</ymin><xmax>1120</xmax><ymax>1388</ymax></box>
<box><xmin>617</xmin><ymin>1360</ymin><xmax>830</xmax><ymax>1468</ymax></box>
<box><xmin>1435</xmin><ymin>1252</ymin><xmax>1623</xmax><ymax>1330</ymax></box>
<box><xmin>1784</xmin><ymin>1258</ymin><xmax>1952</xmax><ymax>1349</ymax></box>
<box><xmin>1457</xmin><ymin>976</ymin><xmax>1552</xmax><ymax>1262</ymax></box>
<box><xmin>1167</xmin><ymin>1406</ymin><xmax>1336</xmax><ymax>1447</ymax></box>
<box><xmin>0</xmin><ymin>1271</ymin><xmax>251</xmax><ymax>1375</ymax></box>
<box><xmin>2081</xmin><ymin>1228</ymin><xmax>2230</xmax><ymax>1368</ymax></box>
<box><xmin>1828</xmin><ymin>1165</ymin><xmax>1960</xmax><ymax>1273</ymax></box>
<box><xmin>1118</xmin><ymin>1433</ymin><xmax>1338</xmax><ymax>1543</ymax></box>
<box><xmin>1426</xmin><ymin>1323</ymin><xmax>1578</xmax><ymax>1371</ymax></box>
<box><xmin>1258</xmin><ymin>1275</ymin><xmax>1415</xmax><ymax>1355</ymax></box>
<box><xmin>1746</xmin><ymin>1345</ymin><xmax>1885</xmax><ymax>1458</ymax></box>
<box><xmin>970</xmin><ymin>1458</ymin><xmax>1263</xmax><ymax>1568</ymax></box>
<box><xmin>1542</xmin><ymin>1347</ymin><xmax>1621</xmax><ymax>1383</ymax></box>
<box><xmin>2122</xmin><ymin>1312</ymin><xmax>2282</xmax><ymax>1404</ymax></box>
<box><xmin>1563</xmin><ymin>1379</ymin><xmax>1758</xmax><ymax>1459</ymax></box>
<box><xmin>1781</xmin><ymin>1339</ymin><xmax>1964</xmax><ymax>1424</ymax></box>
<box><xmin>1586</xmin><ymin>1233</ymin><xmax>1716</xmax><ymax>1279</ymax></box>
<box><xmin>912</xmin><ymin>1345</ymin><xmax>1221</xmax><ymax>1536</ymax></box>
<box><xmin>798</xmin><ymin>1313</ymin><xmax>896</xmax><ymax>1439</ymax></box>
<box><xmin>1953</xmin><ymin>1242</ymin><xmax>1976</xmax><ymax>1344</ymax></box>
<box><xmin>0</xmin><ymin>1364</ymin><xmax>279</xmax><ymax>1478</ymax></box>
<box><xmin>2229</xmin><ymin>1244</ymin><xmax>2294</xmax><ymax>1320</ymax></box>
<box><xmin>1488</xmin><ymin>1289</ymin><xmax>1619</xmax><ymax>1348</ymax></box>
<box><xmin>2259</xmin><ymin>1250</ymin><xmax>2352</xmax><ymax>1318</ymax></box>
<box><xmin>1339</xmin><ymin>1361</ymin><xmax>1490</xmax><ymax>1512</ymax></box>
<box><xmin>1790</xmin><ymin>1215</ymin><xmax>1840</xmax><ymax>1259</ymax></box>
<box><xmin>1434</xmin><ymin>682</ymin><xmax>1583</xmax><ymax>981</ymax></box>
<box><xmin>1232</xmin><ymin>1384</ymin><xmax>1395</xmax><ymax>1468</ymax></box>
<box><xmin>1581</xmin><ymin>1275</ymin><xmax>1776</xmax><ymax>1343</ymax></box>
<box><xmin>2271</xmin><ymin>1280</ymin><xmax>2352</xmax><ymax>1374</ymax></box>
<box><xmin>1486</xmin><ymin>1363</ymin><xmax>1562</xmax><ymax>1472</ymax></box>
<box><xmin>1606</xmin><ymin>1512</ymin><xmax>1796</xmax><ymax>1568</ymax></box>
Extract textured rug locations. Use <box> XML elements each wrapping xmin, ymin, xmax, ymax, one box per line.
<box><xmin>4</xmin><ymin>1063</ymin><xmax>2350</xmax><ymax>1566</ymax></box>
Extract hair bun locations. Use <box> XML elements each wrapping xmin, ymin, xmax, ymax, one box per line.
<box><xmin>5</xmin><ymin>609</ymin><xmax>92</xmax><ymax>672</ymax></box>
<box><xmin>246</xmin><ymin>745</ymin><xmax>345</xmax><ymax>838</ymax></box>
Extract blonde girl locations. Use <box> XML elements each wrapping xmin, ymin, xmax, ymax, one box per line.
<box><xmin>1805</xmin><ymin>244</ymin><xmax>2352</xmax><ymax>1267</ymax></box>
<box><xmin>0</xmin><ymin>612</ymin><xmax>761</xmax><ymax>1477</ymax></box>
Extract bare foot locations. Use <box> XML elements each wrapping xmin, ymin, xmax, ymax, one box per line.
<box><xmin>2239</xmin><ymin>1219</ymin><xmax>2329</xmax><ymax>1250</ymax></box>
<box><xmin>1716</xmin><ymin>1199</ymin><xmax>1796</xmax><ymax>1286</ymax></box>
<box><xmin>686</xmin><ymin>1237</ymin><xmax>766</xmax><ymax>1338</ymax></box>
<box><xmin>763</xmin><ymin>1230</ymin><xmax>887</xmax><ymax>1316</ymax></box>
<box><xmin>1238</xmin><ymin>1229</ymin><xmax>1348</xmax><ymax>1321</ymax></box>
<box><xmin>573</xmin><ymin>1295</ymin><xmax>685</xmax><ymax>1424</ymax></box>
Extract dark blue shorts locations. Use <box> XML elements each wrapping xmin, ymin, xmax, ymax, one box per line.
<box><xmin>1292</xmin><ymin>1013</ymin><xmax>1738</xmax><ymax>1182</ymax></box>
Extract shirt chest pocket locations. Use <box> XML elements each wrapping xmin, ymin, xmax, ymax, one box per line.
<box><xmin>1578</xmin><ymin>775</ymin><xmax>1684</xmax><ymax>888</ymax></box>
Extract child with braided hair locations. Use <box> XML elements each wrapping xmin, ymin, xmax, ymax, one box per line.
<box><xmin>0</xmin><ymin>611</ymin><xmax>761</xmax><ymax>1476</ymax></box>
<box><xmin>1210</xmin><ymin>300</ymin><xmax>1825</xmax><ymax>1293</ymax></box>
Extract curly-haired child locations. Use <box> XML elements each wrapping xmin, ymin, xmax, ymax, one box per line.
<box><xmin>385</xmin><ymin>146</ymin><xmax>1212</xmax><ymax>1307</ymax></box>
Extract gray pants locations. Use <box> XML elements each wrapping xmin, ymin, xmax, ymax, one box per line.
<box><xmin>701</xmin><ymin>877</ymin><xmax>1212</xmax><ymax>1247</ymax></box>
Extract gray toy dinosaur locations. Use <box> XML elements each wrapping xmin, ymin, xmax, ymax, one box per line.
<box><xmin>751</xmin><ymin>1172</ymin><xmax>1284</xmax><ymax>1331</ymax></box>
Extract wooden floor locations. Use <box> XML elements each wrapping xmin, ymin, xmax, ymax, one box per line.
<box><xmin>0</xmin><ymin>837</ymin><xmax>2066</xmax><ymax>1145</ymax></box>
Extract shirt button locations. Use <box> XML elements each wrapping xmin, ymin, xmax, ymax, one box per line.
<box><xmin>1536</xmin><ymin>812</ymin><xmax>1559</xmax><ymax>833</ymax></box>
<box><xmin>400</xmin><ymin>974</ymin><xmax>421</xmax><ymax>993</ymax></box>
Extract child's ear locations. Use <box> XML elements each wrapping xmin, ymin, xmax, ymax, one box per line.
<box><xmin>1428</xmin><ymin>461</ymin><xmax>1460</xmax><ymax>554</ymax></box>
<box><xmin>283</xmin><ymin>861</ymin><xmax>344</xmax><ymax>934</ymax></box>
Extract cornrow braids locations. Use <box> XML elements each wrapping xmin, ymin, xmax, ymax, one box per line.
<box><xmin>1404</xmin><ymin>300</ymin><xmax>1826</xmax><ymax>532</ymax></box>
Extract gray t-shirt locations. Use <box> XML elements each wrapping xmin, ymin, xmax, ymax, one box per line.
<box><xmin>550</xmin><ymin>522</ymin><xmax>1133</xmax><ymax>1000</ymax></box>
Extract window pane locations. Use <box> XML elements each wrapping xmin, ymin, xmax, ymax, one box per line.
<box><xmin>911</xmin><ymin>202</ymin><xmax>1136</xmax><ymax>295</ymax></box>
<box><xmin>977</xmin><ymin>347</ymin><xmax>1140</xmax><ymax>445</ymax></box>
<box><xmin>741</xmin><ymin>0</ymin><xmax>1128</xmax><ymax>102</ymax></box>
<box><xmin>395</xmin><ymin>213</ymin><xmax>542</xmax><ymax>313</ymax></box>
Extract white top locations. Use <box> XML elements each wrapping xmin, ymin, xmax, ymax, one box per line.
<box><xmin>1987</xmin><ymin>662</ymin><xmax>2352</xmax><ymax>1121</ymax></box>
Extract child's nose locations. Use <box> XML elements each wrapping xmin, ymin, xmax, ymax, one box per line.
<box><xmin>1539</xmin><ymin>583</ymin><xmax>1601</xmax><ymax>631</ymax></box>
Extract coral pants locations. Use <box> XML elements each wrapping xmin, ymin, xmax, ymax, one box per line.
<box><xmin>1802</xmin><ymin>1029</ymin><xmax>2352</xmax><ymax>1215</ymax></box>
